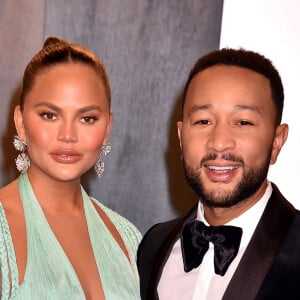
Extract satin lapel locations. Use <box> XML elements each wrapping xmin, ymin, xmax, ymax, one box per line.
<box><xmin>149</xmin><ymin>205</ymin><xmax>197</xmax><ymax>300</ymax></box>
<box><xmin>222</xmin><ymin>184</ymin><xmax>296</xmax><ymax>300</ymax></box>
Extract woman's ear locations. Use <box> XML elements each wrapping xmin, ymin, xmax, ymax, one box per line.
<box><xmin>270</xmin><ymin>123</ymin><xmax>289</xmax><ymax>165</ymax></box>
<box><xmin>14</xmin><ymin>105</ymin><xmax>26</xmax><ymax>141</ymax></box>
<box><xmin>104</xmin><ymin>112</ymin><xmax>113</xmax><ymax>144</ymax></box>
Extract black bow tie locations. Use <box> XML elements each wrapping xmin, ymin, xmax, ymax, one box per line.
<box><xmin>180</xmin><ymin>220</ymin><xmax>242</xmax><ymax>276</ymax></box>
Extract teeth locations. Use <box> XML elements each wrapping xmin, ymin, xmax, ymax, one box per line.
<box><xmin>207</xmin><ymin>166</ymin><xmax>238</xmax><ymax>171</ymax></box>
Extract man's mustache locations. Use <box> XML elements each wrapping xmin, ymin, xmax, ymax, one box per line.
<box><xmin>199</xmin><ymin>153</ymin><xmax>244</xmax><ymax>167</ymax></box>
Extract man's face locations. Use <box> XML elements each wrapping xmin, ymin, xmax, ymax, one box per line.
<box><xmin>177</xmin><ymin>65</ymin><xmax>288</xmax><ymax>208</ymax></box>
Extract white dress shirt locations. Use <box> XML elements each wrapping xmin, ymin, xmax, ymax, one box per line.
<box><xmin>157</xmin><ymin>183</ymin><xmax>272</xmax><ymax>300</ymax></box>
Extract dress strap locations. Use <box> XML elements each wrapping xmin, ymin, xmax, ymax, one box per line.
<box><xmin>82</xmin><ymin>188</ymin><xmax>141</xmax><ymax>299</ymax></box>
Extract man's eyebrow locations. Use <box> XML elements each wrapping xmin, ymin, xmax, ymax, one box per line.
<box><xmin>187</xmin><ymin>104</ymin><xmax>263</xmax><ymax>116</ymax></box>
<box><xmin>187</xmin><ymin>104</ymin><xmax>212</xmax><ymax>116</ymax></box>
<box><xmin>234</xmin><ymin>104</ymin><xmax>263</xmax><ymax>115</ymax></box>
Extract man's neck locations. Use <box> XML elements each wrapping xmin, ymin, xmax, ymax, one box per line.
<box><xmin>202</xmin><ymin>181</ymin><xmax>269</xmax><ymax>226</ymax></box>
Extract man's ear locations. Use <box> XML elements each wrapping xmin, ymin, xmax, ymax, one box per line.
<box><xmin>270</xmin><ymin>123</ymin><xmax>288</xmax><ymax>165</ymax></box>
<box><xmin>177</xmin><ymin>121</ymin><xmax>183</xmax><ymax>150</ymax></box>
<box><xmin>14</xmin><ymin>105</ymin><xmax>26</xmax><ymax>141</ymax></box>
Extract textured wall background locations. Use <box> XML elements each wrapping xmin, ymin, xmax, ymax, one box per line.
<box><xmin>0</xmin><ymin>0</ymin><xmax>45</xmax><ymax>183</ymax></box>
<box><xmin>0</xmin><ymin>0</ymin><xmax>223</xmax><ymax>233</ymax></box>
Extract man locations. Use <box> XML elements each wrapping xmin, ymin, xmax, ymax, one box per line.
<box><xmin>137</xmin><ymin>48</ymin><xmax>300</xmax><ymax>300</ymax></box>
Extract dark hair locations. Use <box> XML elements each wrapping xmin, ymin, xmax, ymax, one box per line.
<box><xmin>20</xmin><ymin>36</ymin><xmax>111</xmax><ymax>110</ymax></box>
<box><xmin>182</xmin><ymin>48</ymin><xmax>284</xmax><ymax>125</ymax></box>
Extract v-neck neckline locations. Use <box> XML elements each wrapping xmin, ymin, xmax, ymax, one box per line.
<box><xmin>18</xmin><ymin>173</ymin><xmax>93</xmax><ymax>298</ymax></box>
<box><xmin>17</xmin><ymin>173</ymin><xmax>140</xmax><ymax>300</ymax></box>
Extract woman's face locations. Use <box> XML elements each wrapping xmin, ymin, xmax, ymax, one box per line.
<box><xmin>15</xmin><ymin>62</ymin><xmax>112</xmax><ymax>182</ymax></box>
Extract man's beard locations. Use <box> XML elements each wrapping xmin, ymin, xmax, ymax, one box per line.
<box><xmin>183</xmin><ymin>151</ymin><xmax>272</xmax><ymax>208</ymax></box>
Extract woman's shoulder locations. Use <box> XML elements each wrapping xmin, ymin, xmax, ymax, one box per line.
<box><xmin>0</xmin><ymin>179</ymin><xmax>21</xmax><ymax>212</ymax></box>
<box><xmin>0</xmin><ymin>180</ymin><xmax>19</xmax><ymax>237</ymax></box>
<box><xmin>0</xmin><ymin>178</ymin><xmax>25</xmax><ymax>242</ymax></box>
<box><xmin>0</xmin><ymin>180</ymin><xmax>20</xmax><ymax>297</ymax></box>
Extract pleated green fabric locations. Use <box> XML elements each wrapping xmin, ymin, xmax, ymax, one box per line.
<box><xmin>0</xmin><ymin>173</ymin><xmax>141</xmax><ymax>299</ymax></box>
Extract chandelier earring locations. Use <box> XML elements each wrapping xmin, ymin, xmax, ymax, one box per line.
<box><xmin>13</xmin><ymin>135</ymin><xmax>30</xmax><ymax>173</ymax></box>
<box><xmin>95</xmin><ymin>143</ymin><xmax>111</xmax><ymax>178</ymax></box>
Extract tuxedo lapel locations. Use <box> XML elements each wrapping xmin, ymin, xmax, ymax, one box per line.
<box><xmin>222</xmin><ymin>184</ymin><xmax>296</xmax><ymax>300</ymax></box>
<box><xmin>149</xmin><ymin>205</ymin><xmax>197</xmax><ymax>300</ymax></box>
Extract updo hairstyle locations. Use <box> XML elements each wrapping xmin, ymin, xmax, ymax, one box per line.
<box><xmin>19</xmin><ymin>36</ymin><xmax>111</xmax><ymax>111</ymax></box>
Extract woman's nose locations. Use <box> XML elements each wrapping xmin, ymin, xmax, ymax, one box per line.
<box><xmin>57</xmin><ymin>121</ymin><xmax>78</xmax><ymax>143</ymax></box>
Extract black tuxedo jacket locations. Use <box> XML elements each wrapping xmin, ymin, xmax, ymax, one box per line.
<box><xmin>138</xmin><ymin>183</ymin><xmax>300</xmax><ymax>300</ymax></box>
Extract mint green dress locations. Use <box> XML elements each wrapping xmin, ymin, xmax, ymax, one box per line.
<box><xmin>0</xmin><ymin>173</ymin><xmax>142</xmax><ymax>299</ymax></box>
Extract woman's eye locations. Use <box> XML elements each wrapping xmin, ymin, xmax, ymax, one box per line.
<box><xmin>81</xmin><ymin>116</ymin><xmax>97</xmax><ymax>124</ymax></box>
<box><xmin>40</xmin><ymin>112</ymin><xmax>57</xmax><ymax>120</ymax></box>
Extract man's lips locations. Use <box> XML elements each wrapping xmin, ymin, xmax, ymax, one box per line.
<box><xmin>206</xmin><ymin>165</ymin><xmax>239</xmax><ymax>172</ymax></box>
<box><xmin>50</xmin><ymin>150</ymin><xmax>82</xmax><ymax>164</ymax></box>
<box><xmin>203</xmin><ymin>163</ymin><xmax>241</xmax><ymax>182</ymax></box>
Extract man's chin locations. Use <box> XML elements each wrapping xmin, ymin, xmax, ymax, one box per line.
<box><xmin>199</xmin><ymin>188</ymin><xmax>244</xmax><ymax>208</ymax></box>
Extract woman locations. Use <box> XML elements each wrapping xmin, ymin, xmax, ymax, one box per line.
<box><xmin>0</xmin><ymin>37</ymin><xmax>141</xmax><ymax>299</ymax></box>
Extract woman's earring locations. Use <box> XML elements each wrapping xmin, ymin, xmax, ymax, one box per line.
<box><xmin>95</xmin><ymin>143</ymin><xmax>111</xmax><ymax>178</ymax></box>
<box><xmin>13</xmin><ymin>135</ymin><xmax>30</xmax><ymax>173</ymax></box>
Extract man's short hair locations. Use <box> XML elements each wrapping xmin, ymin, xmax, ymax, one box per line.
<box><xmin>183</xmin><ymin>48</ymin><xmax>284</xmax><ymax>125</ymax></box>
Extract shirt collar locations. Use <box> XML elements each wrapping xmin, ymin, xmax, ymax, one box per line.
<box><xmin>197</xmin><ymin>182</ymin><xmax>273</xmax><ymax>247</ymax></box>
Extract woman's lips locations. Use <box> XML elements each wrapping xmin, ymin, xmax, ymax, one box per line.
<box><xmin>50</xmin><ymin>150</ymin><xmax>82</xmax><ymax>164</ymax></box>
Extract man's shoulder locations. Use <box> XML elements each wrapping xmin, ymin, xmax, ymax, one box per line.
<box><xmin>288</xmin><ymin>209</ymin><xmax>300</xmax><ymax>231</ymax></box>
<box><xmin>255</xmin><ymin>209</ymin><xmax>300</xmax><ymax>299</ymax></box>
<box><xmin>137</xmin><ymin>216</ymin><xmax>184</xmax><ymax>293</ymax></box>
<box><xmin>138</xmin><ymin>204</ymin><xmax>198</xmax><ymax>260</ymax></box>
<box><xmin>146</xmin><ymin>217</ymin><xmax>181</xmax><ymax>236</ymax></box>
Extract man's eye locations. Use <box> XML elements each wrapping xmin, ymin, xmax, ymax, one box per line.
<box><xmin>239</xmin><ymin>120</ymin><xmax>254</xmax><ymax>126</ymax></box>
<box><xmin>195</xmin><ymin>120</ymin><xmax>210</xmax><ymax>125</ymax></box>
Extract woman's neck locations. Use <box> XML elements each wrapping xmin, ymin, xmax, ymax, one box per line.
<box><xmin>26</xmin><ymin>169</ymin><xmax>84</xmax><ymax>213</ymax></box>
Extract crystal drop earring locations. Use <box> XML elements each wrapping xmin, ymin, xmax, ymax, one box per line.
<box><xmin>95</xmin><ymin>143</ymin><xmax>111</xmax><ymax>178</ymax></box>
<box><xmin>13</xmin><ymin>135</ymin><xmax>30</xmax><ymax>173</ymax></box>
